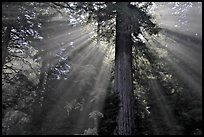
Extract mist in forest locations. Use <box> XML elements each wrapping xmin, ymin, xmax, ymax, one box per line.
<box><xmin>2</xmin><ymin>2</ymin><xmax>202</xmax><ymax>135</ymax></box>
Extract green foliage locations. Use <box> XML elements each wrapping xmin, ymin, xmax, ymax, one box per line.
<box><xmin>98</xmin><ymin>82</ymin><xmax>119</xmax><ymax>135</ymax></box>
<box><xmin>2</xmin><ymin>2</ymin><xmax>65</xmax><ymax>135</ymax></box>
<box><xmin>131</xmin><ymin>28</ymin><xmax>202</xmax><ymax>135</ymax></box>
<box><xmin>82</xmin><ymin>128</ymin><xmax>98</xmax><ymax>135</ymax></box>
<box><xmin>52</xmin><ymin>2</ymin><xmax>160</xmax><ymax>43</ymax></box>
<box><xmin>2</xmin><ymin>110</ymin><xmax>31</xmax><ymax>135</ymax></box>
<box><xmin>64</xmin><ymin>99</ymin><xmax>85</xmax><ymax>116</ymax></box>
<box><xmin>88</xmin><ymin>110</ymin><xmax>103</xmax><ymax>120</ymax></box>
<box><xmin>2</xmin><ymin>2</ymin><xmax>201</xmax><ymax>135</ymax></box>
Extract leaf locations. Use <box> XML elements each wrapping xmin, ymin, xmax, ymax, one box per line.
<box><xmin>82</xmin><ymin>128</ymin><xmax>98</xmax><ymax>135</ymax></box>
<box><xmin>64</xmin><ymin>101</ymin><xmax>74</xmax><ymax>116</ymax></box>
<box><xmin>88</xmin><ymin>110</ymin><xmax>103</xmax><ymax>119</ymax></box>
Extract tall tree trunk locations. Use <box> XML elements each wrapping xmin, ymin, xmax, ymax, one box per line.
<box><xmin>97</xmin><ymin>21</ymin><xmax>101</xmax><ymax>44</ymax></box>
<box><xmin>2</xmin><ymin>26</ymin><xmax>11</xmax><ymax>69</ymax></box>
<box><xmin>31</xmin><ymin>55</ymin><xmax>49</xmax><ymax>134</ymax></box>
<box><xmin>115</xmin><ymin>2</ymin><xmax>135</xmax><ymax>135</ymax></box>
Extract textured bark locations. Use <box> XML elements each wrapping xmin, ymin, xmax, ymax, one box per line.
<box><xmin>115</xmin><ymin>2</ymin><xmax>136</xmax><ymax>135</ymax></box>
<box><xmin>31</xmin><ymin>59</ymin><xmax>49</xmax><ymax>134</ymax></box>
<box><xmin>2</xmin><ymin>26</ymin><xmax>11</xmax><ymax>69</ymax></box>
<box><xmin>97</xmin><ymin>21</ymin><xmax>101</xmax><ymax>44</ymax></box>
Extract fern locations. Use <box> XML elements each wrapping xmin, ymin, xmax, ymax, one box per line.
<box><xmin>64</xmin><ymin>98</ymin><xmax>85</xmax><ymax>116</ymax></box>
<box><xmin>82</xmin><ymin>128</ymin><xmax>98</xmax><ymax>135</ymax></box>
<box><xmin>88</xmin><ymin>110</ymin><xmax>104</xmax><ymax>120</ymax></box>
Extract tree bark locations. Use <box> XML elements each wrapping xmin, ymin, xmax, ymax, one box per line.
<box><xmin>115</xmin><ymin>2</ymin><xmax>135</xmax><ymax>135</ymax></box>
<box><xmin>2</xmin><ymin>26</ymin><xmax>11</xmax><ymax>69</ymax></box>
<box><xmin>31</xmin><ymin>50</ymin><xmax>50</xmax><ymax>134</ymax></box>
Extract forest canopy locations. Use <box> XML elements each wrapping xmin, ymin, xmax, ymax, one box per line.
<box><xmin>2</xmin><ymin>2</ymin><xmax>202</xmax><ymax>135</ymax></box>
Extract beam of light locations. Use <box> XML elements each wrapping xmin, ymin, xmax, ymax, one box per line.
<box><xmin>4</xmin><ymin>2</ymin><xmax>202</xmax><ymax>135</ymax></box>
<box><xmin>24</xmin><ymin>20</ymin><xmax>103</xmax><ymax>133</ymax></box>
<box><xmin>38</xmin><ymin>53</ymin><xmax>99</xmax><ymax>133</ymax></box>
<box><xmin>42</xmin><ymin>25</ymin><xmax>90</xmax><ymax>43</ymax></box>
<box><xmin>166</xmin><ymin>58</ymin><xmax>202</xmax><ymax>96</ymax></box>
<box><xmin>153</xmin><ymin>2</ymin><xmax>202</xmax><ymax>36</ymax></box>
<box><xmin>74</xmin><ymin>45</ymin><xmax>114</xmax><ymax>134</ymax></box>
<box><xmin>39</xmin><ymin>50</ymin><xmax>113</xmax><ymax>134</ymax></box>
<box><xmin>144</xmin><ymin>38</ymin><xmax>202</xmax><ymax>134</ymax></box>
<box><xmin>147</xmin><ymin>37</ymin><xmax>202</xmax><ymax>97</ymax></box>
<box><xmin>150</xmin><ymin>38</ymin><xmax>201</xmax><ymax>78</ymax></box>
<box><xmin>149</xmin><ymin>2</ymin><xmax>202</xmax><ymax>93</ymax></box>
<box><xmin>32</xmin><ymin>25</ymin><xmax>94</xmax><ymax>76</ymax></box>
<box><xmin>39</xmin><ymin>33</ymin><xmax>93</xmax><ymax>66</ymax></box>
<box><xmin>35</xmin><ymin>24</ymin><xmax>115</xmax><ymax>134</ymax></box>
<box><xmin>142</xmin><ymin>2</ymin><xmax>202</xmax><ymax>135</ymax></box>
<box><xmin>50</xmin><ymin>42</ymin><xmax>112</xmax><ymax>105</ymax></box>
<box><xmin>2</xmin><ymin>2</ymin><xmax>116</xmax><ymax>135</ymax></box>
<box><xmin>31</xmin><ymin>18</ymin><xmax>98</xmax><ymax>76</ymax></box>
<box><xmin>148</xmin><ymin>79</ymin><xmax>180</xmax><ymax>135</ymax></box>
<box><xmin>160</xmin><ymin>28</ymin><xmax>202</xmax><ymax>54</ymax></box>
<box><xmin>49</xmin><ymin>41</ymin><xmax>112</xmax><ymax>100</ymax></box>
<box><xmin>48</xmin><ymin>42</ymin><xmax>99</xmax><ymax>90</ymax></box>
<box><xmin>34</xmin><ymin>26</ymin><xmax>92</xmax><ymax>57</ymax></box>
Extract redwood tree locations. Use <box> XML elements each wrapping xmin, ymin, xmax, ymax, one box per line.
<box><xmin>2</xmin><ymin>26</ymin><xmax>11</xmax><ymax>69</ymax></box>
<box><xmin>115</xmin><ymin>2</ymin><xmax>136</xmax><ymax>135</ymax></box>
<box><xmin>40</xmin><ymin>2</ymin><xmax>159</xmax><ymax>135</ymax></box>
